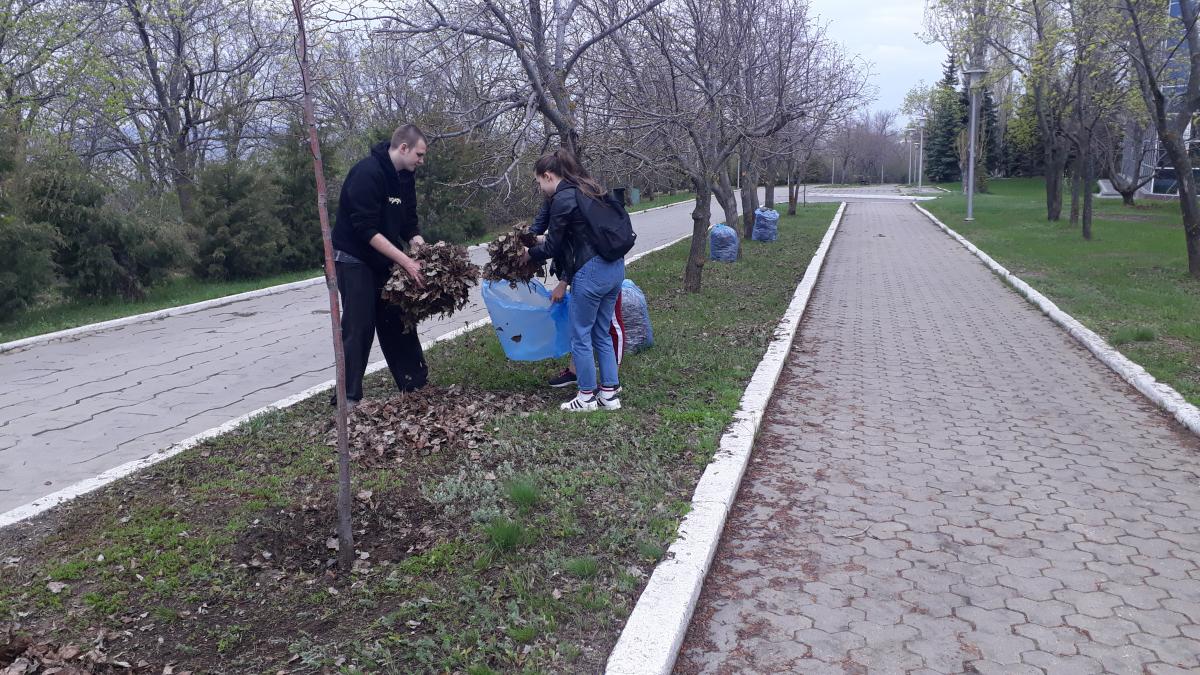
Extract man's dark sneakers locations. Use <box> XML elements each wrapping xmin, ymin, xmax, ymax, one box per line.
<box><xmin>548</xmin><ymin>368</ymin><xmax>577</xmax><ymax>388</ymax></box>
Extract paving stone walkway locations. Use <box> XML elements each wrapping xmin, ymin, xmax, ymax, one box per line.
<box><xmin>677</xmin><ymin>202</ymin><xmax>1200</xmax><ymax>674</ymax></box>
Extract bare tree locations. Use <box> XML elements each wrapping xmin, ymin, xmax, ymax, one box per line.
<box><xmin>364</xmin><ymin>0</ymin><xmax>668</xmax><ymax>159</ymax></box>
<box><xmin>598</xmin><ymin>0</ymin><xmax>863</xmax><ymax>291</ymax></box>
<box><xmin>104</xmin><ymin>0</ymin><xmax>290</xmax><ymax>220</ymax></box>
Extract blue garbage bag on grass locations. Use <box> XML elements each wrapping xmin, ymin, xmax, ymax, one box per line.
<box><xmin>620</xmin><ymin>279</ymin><xmax>653</xmax><ymax>352</ymax></box>
<box><xmin>709</xmin><ymin>223</ymin><xmax>739</xmax><ymax>262</ymax></box>
<box><xmin>482</xmin><ymin>279</ymin><xmax>571</xmax><ymax>361</ymax></box>
<box><xmin>752</xmin><ymin>207</ymin><xmax>780</xmax><ymax>241</ymax></box>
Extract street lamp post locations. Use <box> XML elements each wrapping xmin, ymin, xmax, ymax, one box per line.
<box><xmin>915</xmin><ymin>115</ymin><xmax>927</xmax><ymax>190</ymax></box>
<box><xmin>905</xmin><ymin>130</ymin><xmax>913</xmax><ymax>186</ymax></box>
<box><xmin>963</xmin><ymin>65</ymin><xmax>988</xmax><ymax>221</ymax></box>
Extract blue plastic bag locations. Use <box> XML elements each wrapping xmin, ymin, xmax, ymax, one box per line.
<box><xmin>752</xmin><ymin>207</ymin><xmax>779</xmax><ymax>242</ymax></box>
<box><xmin>482</xmin><ymin>279</ymin><xmax>571</xmax><ymax>361</ymax></box>
<box><xmin>709</xmin><ymin>223</ymin><xmax>739</xmax><ymax>262</ymax></box>
<box><xmin>620</xmin><ymin>279</ymin><xmax>653</xmax><ymax>352</ymax></box>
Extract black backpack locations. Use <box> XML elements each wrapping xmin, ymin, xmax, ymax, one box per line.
<box><xmin>575</xmin><ymin>189</ymin><xmax>636</xmax><ymax>261</ymax></box>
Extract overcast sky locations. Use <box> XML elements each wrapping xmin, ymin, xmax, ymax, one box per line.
<box><xmin>809</xmin><ymin>0</ymin><xmax>948</xmax><ymax>121</ymax></box>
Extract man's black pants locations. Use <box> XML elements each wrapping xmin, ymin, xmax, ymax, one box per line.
<box><xmin>335</xmin><ymin>261</ymin><xmax>427</xmax><ymax>401</ymax></box>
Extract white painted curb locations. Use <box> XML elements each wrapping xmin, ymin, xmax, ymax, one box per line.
<box><xmin>0</xmin><ymin>231</ymin><xmax>695</xmax><ymax>530</ymax></box>
<box><xmin>913</xmin><ymin>203</ymin><xmax>1200</xmax><ymax>437</ymax></box>
<box><xmin>605</xmin><ymin>202</ymin><xmax>848</xmax><ymax>675</ymax></box>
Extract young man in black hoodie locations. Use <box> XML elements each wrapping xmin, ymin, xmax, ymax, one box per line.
<box><xmin>330</xmin><ymin>124</ymin><xmax>429</xmax><ymax>406</ymax></box>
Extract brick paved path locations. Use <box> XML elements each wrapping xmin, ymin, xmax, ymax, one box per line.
<box><xmin>677</xmin><ymin>202</ymin><xmax>1200</xmax><ymax>674</ymax></box>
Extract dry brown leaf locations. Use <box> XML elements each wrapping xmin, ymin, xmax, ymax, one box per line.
<box><xmin>482</xmin><ymin>225</ymin><xmax>545</xmax><ymax>286</ymax></box>
<box><xmin>381</xmin><ymin>242</ymin><xmax>480</xmax><ymax>331</ymax></box>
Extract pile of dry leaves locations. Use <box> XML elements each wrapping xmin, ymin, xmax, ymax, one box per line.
<box><xmin>320</xmin><ymin>386</ymin><xmax>542</xmax><ymax>462</ymax></box>
<box><xmin>381</xmin><ymin>242</ymin><xmax>479</xmax><ymax>330</ymax></box>
<box><xmin>482</xmin><ymin>225</ymin><xmax>545</xmax><ymax>287</ymax></box>
<box><xmin>1</xmin><ymin>626</ymin><xmax>151</xmax><ymax>675</ymax></box>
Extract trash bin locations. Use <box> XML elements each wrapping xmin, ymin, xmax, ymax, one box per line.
<box><xmin>613</xmin><ymin>187</ymin><xmax>627</xmax><ymax>205</ymax></box>
<box><xmin>629</xmin><ymin>187</ymin><xmax>641</xmax><ymax>205</ymax></box>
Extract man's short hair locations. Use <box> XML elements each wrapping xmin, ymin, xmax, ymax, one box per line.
<box><xmin>390</xmin><ymin>124</ymin><xmax>427</xmax><ymax>150</ymax></box>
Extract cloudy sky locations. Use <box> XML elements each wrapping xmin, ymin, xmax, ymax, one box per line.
<box><xmin>808</xmin><ymin>0</ymin><xmax>948</xmax><ymax>120</ymax></box>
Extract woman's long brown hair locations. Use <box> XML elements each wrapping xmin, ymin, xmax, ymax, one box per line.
<box><xmin>534</xmin><ymin>148</ymin><xmax>607</xmax><ymax>199</ymax></box>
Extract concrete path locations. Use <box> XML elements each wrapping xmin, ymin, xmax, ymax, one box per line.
<box><xmin>678</xmin><ymin>202</ymin><xmax>1200</xmax><ymax>674</ymax></box>
<box><xmin>0</xmin><ymin>189</ymin><xmax>872</xmax><ymax>515</ymax></box>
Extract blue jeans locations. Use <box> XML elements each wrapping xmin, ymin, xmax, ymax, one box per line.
<box><xmin>568</xmin><ymin>256</ymin><xmax>625</xmax><ymax>392</ymax></box>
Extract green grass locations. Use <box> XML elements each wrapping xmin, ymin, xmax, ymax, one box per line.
<box><xmin>924</xmin><ymin>177</ymin><xmax>1200</xmax><ymax>405</ymax></box>
<box><xmin>0</xmin><ymin>268</ymin><xmax>321</xmax><ymax>343</ymax></box>
<box><xmin>0</xmin><ymin>204</ymin><xmax>834</xmax><ymax>672</ymax></box>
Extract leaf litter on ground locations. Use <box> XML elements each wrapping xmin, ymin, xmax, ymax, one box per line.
<box><xmin>317</xmin><ymin>385</ymin><xmax>544</xmax><ymax>462</ymax></box>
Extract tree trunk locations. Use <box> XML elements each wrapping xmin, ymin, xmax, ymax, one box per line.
<box><xmin>764</xmin><ymin>160</ymin><xmax>776</xmax><ymax>208</ymax></box>
<box><xmin>1120</xmin><ymin>190</ymin><xmax>1136</xmax><ymax>206</ymax></box>
<box><xmin>787</xmin><ymin>159</ymin><xmax>798</xmax><ymax>216</ymax></box>
<box><xmin>1070</xmin><ymin>164</ymin><xmax>1081</xmax><ymax>228</ymax></box>
<box><xmin>1045</xmin><ymin>155</ymin><xmax>1066</xmax><ymax>221</ymax></box>
<box><xmin>1082</xmin><ymin>155</ymin><xmax>1094</xmax><ymax>241</ymax></box>
<box><xmin>291</xmin><ymin>0</ymin><xmax>355</xmax><ymax>572</ymax></box>
<box><xmin>684</xmin><ymin>179</ymin><xmax>711</xmax><ymax>293</ymax></box>
<box><xmin>742</xmin><ymin>164</ymin><xmax>760</xmax><ymax>239</ymax></box>
<box><xmin>170</xmin><ymin>132</ymin><xmax>197</xmax><ymax>223</ymax></box>
<box><xmin>713</xmin><ymin>169</ymin><xmax>739</xmax><ymax>228</ymax></box>
<box><xmin>1161</xmin><ymin>138</ymin><xmax>1200</xmax><ymax>277</ymax></box>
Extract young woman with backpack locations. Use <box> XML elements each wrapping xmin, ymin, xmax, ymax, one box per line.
<box><xmin>521</xmin><ymin>149</ymin><xmax>634</xmax><ymax>412</ymax></box>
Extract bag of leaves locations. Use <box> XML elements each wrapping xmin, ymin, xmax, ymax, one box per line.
<box><xmin>483</xmin><ymin>225</ymin><xmax>545</xmax><ymax>286</ymax></box>
<box><xmin>709</xmin><ymin>223</ymin><xmax>739</xmax><ymax>262</ymax></box>
<box><xmin>381</xmin><ymin>241</ymin><xmax>480</xmax><ymax>331</ymax></box>
<box><xmin>752</xmin><ymin>207</ymin><xmax>780</xmax><ymax>242</ymax></box>
<box><xmin>620</xmin><ymin>279</ymin><xmax>654</xmax><ymax>353</ymax></box>
<box><xmin>481</xmin><ymin>279</ymin><xmax>571</xmax><ymax>361</ymax></box>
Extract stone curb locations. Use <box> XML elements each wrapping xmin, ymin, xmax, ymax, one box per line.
<box><xmin>604</xmin><ymin>202</ymin><xmax>848</xmax><ymax>675</ymax></box>
<box><xmin>913</xmin><ymin>203</ymin><xmax>1200</xmax><ymax>437</ymax></box>
<box><xmin>0</xmin><ymin>231</ymin><xmax>694</xmax><ymax>530</ymax></box>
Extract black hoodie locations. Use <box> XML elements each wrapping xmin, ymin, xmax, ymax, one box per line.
<box><xmin>331</xmin><ymin>141</ymin><xmax>420</xmax><ymax>275</ymax></box>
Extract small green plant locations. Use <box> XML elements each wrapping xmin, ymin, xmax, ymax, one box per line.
<box><xmin>484</xmin><ymin>518</ymin><xmax>528</xmax><ymax>551</ymax></box>
<box><xmin>564</xmin><ymin>557</ymin><xmax>599</xmax><ymax>579</ymax></box>
<box><xmin>507</xmin><ymin>625</ymin><xmax>538</xmax><ymax>643</ymax></box>
<box><xmin>637</xmin><ymin>541</ymin><xmax>664</xmax><ymax>562</ymax></box>
<box><xmin>1112</xmin><ymin>326</ymin><xmax>1156</xmax><ymax>345</ymax></box>
<box><xmin>506</xmin><ymin>476</ymin><xmax>541</xmax><ymax>513</ymax></box>
<box><xmin>83</xmin><ymin>592</ymin><xmax>123</xmax><ymax>617</ymax></box>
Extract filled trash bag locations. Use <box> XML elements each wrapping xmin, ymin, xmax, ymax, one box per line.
<box><xmin>482</xmin><ymin>279</ymin><xmax>571</xmax><ymax>361</ymax></box>
<box><xmin>752</xmin><ymin>207</ymin><xmax>780</xmax><ymax>242</ymax></box>
<box><xmin>620</xmin><ymin>279</ymin><xmax>654</xmax><ymax>353</ymax></box>
<box><xmin>709</xmin><ymin>223</ymin><xmax>739</xmax><ymax>262</ymax></box>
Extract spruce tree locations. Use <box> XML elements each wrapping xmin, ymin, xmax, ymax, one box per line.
<box><xmin>924</xmin><ymin>56</ymin><xmax>965</xmax><ymax>184</ymax></box>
